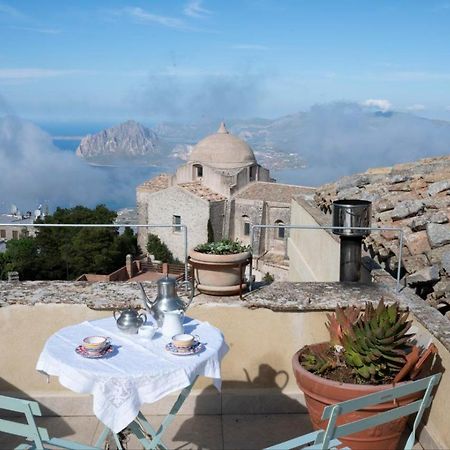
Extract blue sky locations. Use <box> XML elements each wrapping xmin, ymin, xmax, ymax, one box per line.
<box><xmin>1</xmin><ymin>0</ymin><xmax>450</xmax><ymax>123</ymax></box>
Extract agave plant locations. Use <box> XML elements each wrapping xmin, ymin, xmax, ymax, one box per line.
<box><xmin>300</xmin><ymin>299</ymin><xmax>414</xmax><ymax>384</ymax></box>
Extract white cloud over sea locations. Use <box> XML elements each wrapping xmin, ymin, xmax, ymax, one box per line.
<box><xmin>0</xmin><ymin>116</ymin><xmax>146</xmax><ymax>211</ymax></box>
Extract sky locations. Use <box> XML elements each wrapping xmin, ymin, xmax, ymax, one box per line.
<box><xmin>1</xmin><ymin>0</ymin><xmax>450</xmax><ymax>124</ymax></box>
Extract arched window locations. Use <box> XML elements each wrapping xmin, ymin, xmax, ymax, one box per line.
<box><xmin>242</xmin><ymin>215</ymin><xmax>250</xmax><ymax>236</ymax></box>
<box><xmin>193</xmin><ymin>164</ymin><xmax>203</xmax><ymax>178</ymax></box>
<box><xmin>275</xmin><ymin>220</ymin><xmax>285</xmax><ymax>239</ymax></box>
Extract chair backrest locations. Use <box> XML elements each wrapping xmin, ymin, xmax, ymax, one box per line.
<box><xmin>0</xmin><ymin>394</ymin><xmax>50</xmax><ymax>450</ymax></box>
<box><xmin>314</xmin><ymin>373</ymin><xmax>441</xmax><ymax>450</ymax></box>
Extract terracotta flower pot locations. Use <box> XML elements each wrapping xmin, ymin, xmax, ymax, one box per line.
<box><xmin>293</xmin><ymin>343</ymin><xmax>420</xmax><ymax>450</ymax></box>
<box><xmin>189</xmin><ymin>249</ymin><xmax>251</xmax><ymax>295</ymax></box>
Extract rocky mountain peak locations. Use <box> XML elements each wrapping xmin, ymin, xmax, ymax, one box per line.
<box><xmin>76</xmin><ymin>120</ymin><xmax>162</xmax><ymax>164</ymax></box>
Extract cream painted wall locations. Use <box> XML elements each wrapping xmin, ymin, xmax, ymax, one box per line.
<box><xmin>1</xmin><ymin>304</ymin><xmax>449</xmax><ymax>448</ymax></box>
<box><xmin>0</xmin><ymin>304</ymin><xmax>328</xmax><ymax>396</ymax></box>
<box><xmin>288</xmin><ymin>199</ymin><xmax>340</xmax><ymax>282</ymax></box>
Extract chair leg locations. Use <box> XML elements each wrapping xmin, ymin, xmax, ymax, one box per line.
<box><xmin>148</xmin><ymin>378</ymin><xmax>198</xmax><ymax>450</ymax></box>
<box><xmin>94</xmin><ymin>426</ymin><xmax>111</xmax><ymax>448</ymax></box>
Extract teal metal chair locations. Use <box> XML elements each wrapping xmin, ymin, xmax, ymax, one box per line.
<box><xmin>264</xmin><ymin>373</ymin><xmax>441</xmax><ymax>450</ymax></box>
<box><xmin>0</xmin><ymin>395</ymin><xmax>100</xmax><ymax>450</ymax></box>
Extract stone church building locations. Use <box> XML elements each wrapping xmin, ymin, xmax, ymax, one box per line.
<box><xmin>137</xmin><ymin>123</ymin><xmax>311</xmax><ymax>264</ymax></box>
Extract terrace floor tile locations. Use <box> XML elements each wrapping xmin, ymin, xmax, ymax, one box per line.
<box><xmin>222</xmin><ymin>413</ymin><xmax>311</xmax><ymax>450</ymax></box>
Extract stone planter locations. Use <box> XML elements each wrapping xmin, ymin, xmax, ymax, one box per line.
<box><xmin>293</xmin><ymin>344</ymin><xmax>421</xmax><ymax>450</ymax></box>
<box><xmin>189</xmin><ymin>249</ymin><xmax>251</xmax><ymax>296</ymax></box>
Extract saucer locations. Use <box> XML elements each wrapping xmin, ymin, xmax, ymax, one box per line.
<box><xmin>165</xmin><ymin>341</ymin><xmax>204</xmax><ymax>356</ymax></box>
<box><xmin>75</xmin><ymin>344</ymin><xmax>113</xmax><ymax>359</ymax></box>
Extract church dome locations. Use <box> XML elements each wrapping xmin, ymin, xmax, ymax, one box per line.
<box><xmin>189</xmin><ymin>122</ymin><xmax>256</xmax><ymax>168</ymax></box>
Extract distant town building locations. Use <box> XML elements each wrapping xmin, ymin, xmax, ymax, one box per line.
<box><xmin>137</xmin><ymin>122</ymin><xmax>312</xmax><ymax>275</ymax></box>
<box><xmin>0</xmin><ymin>206</ymin><xmax>44</xmax><ymax>252</ymax></box>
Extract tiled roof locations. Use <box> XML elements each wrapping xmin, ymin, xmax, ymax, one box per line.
<box><xmin>234</xmin><ymin>182</ymin><xmax>315</xmax><ymax>204</ymax></box>
<box><xmin>137</xmin><ymin>174</ymin><xmax>170</xmax><ymax>193</ymax></box>
<box><xmin>178</xmin><ymin>182</ymin><xmax>226</xmax><ymax>202</ymax></box>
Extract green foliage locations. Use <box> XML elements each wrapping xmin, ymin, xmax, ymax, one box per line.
<box><xmin>301</xmin><ymin>299</ymin><xmax>414</xmax><ymax>384</ymax></box>
<box><xmin>3</xmin><ymin>238</ymin><xmax>39</xmax><ymax>280</ymax></box>
<box><xmin>342</xmin><ymin>300</ymin><xmax>413</xmax><ymax>382</ymax></box>
<box><xmin>194</xmin><ymin>239</ymin><xmax>250</xmax><ymax>255</ymax></box>
<box><xmin>207</xmin><ymin>219</ymin><xmax>215</xmax><ymax>243</ymax></box>
<box><xmin>262</xmin><ymin>272</ymin><xmax>274</xmax><ymax>284</ymax></box>
<box><xmin>1</xmin><ymin>205</ymin><xmax>139</xmax><ymax>280</ymax></box>
<box><xmin>146</xmin><ymin>233</ymin><xmax>177</xmax><ymax>263</ymax></box>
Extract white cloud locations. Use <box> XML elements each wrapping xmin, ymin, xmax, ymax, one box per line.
<box><xmin>232</xmin><ymin>44</ymin><xmax>269</xmax><ymax>51</ymax></box>
<box><xmin>0</xmin><ymin>2</ymin><xmax>25</xmax><ymax>19</ymax></box>
<box><xmin>362</xmin><ymin>99</ymin><xmax>392</xmax><ymax>112</ymax></box>
<box><xmin>0</xmin><ymin>116</ymin><xmax>143</xmax><ymax>210</ymax></box>
<box><xmin>122</xmin><ymin>7</ymin><xmax>187</xmax><ymax>30</ymax></box>
<box><xmin>406</xmin><ymin>104</ymin><xmax>426</xmax><ymax>112</ymax></box>
<box><xmin>184</xmin><ymin>0</ymin><xmax>211</xmax><ymax>18</ymax></box>
<box><xmin>0</xmin><ymin>68</ymin><xmax>92</xmax><ymax>80</ymax></box>
<box><xmin>9</xmin><ymin>25</ymin><xmax>61</xmax><ymax>34</ymax></box>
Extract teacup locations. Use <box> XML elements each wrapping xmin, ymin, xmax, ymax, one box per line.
<box><xmin>138</xmin><ymin>324</ymin><xmax>157</xmax><ymax>339</ymax></box>
<box><xmin>171</xmin><ymin>333</ymin><xmax>198</xmax><ymax>349</ymax></box>
<box><xmin>82</xmin><ymin>336</ymin><xmax>110</xmax><ymax>352</ymax></box>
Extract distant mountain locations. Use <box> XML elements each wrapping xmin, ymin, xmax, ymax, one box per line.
<box><xmin>76</xmin><ymin>120</ymin><xmax>165</xmax><ymax>166</ymax></box>
<box><xmin>74</xmin><ymin>103</ymin><xmax>450</xmax><ymax>182</ymax></box>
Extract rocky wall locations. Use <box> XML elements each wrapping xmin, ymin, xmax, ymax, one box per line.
<box><xmin>315</xmin><ymin>155</ymin><xmax>450</xmax><ymax>318</ymax></box>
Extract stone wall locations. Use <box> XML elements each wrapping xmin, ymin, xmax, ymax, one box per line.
<box><xmin>208</xmin><ymin>200</ymin><xmax>226</xmax><ymax>242</ymax></box>
<box><xmin>233</xmin><ymin>198</ymin><xmax>266</xmax><ymax>251</ymax></box>
<box><xmin>139</xmin><ymin>186</ymin><xmax>210</xmax><ymax>261</ymax></box>
<box><xmin>265</xmin><ymin>202</ymin><xmax>291</xmax><ymax>255</ymax></box>
<box><xmin>315</xmin><ymin>155</ymin><xmax>450</xmax><ymax>318</ymax></box>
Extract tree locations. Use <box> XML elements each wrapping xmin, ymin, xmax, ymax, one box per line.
<box><xmin>146</xmin><ymin>233</ymin><xmax>177</xmax><ymax>263</ymax></box>
<box><xmin>2</xmin><ymin>238</ymin><xmax>39</xmax><ymax>280</ymax></box>
<box><xmin>4</xmin><ymin>204</ymin><xmax>140</xmax><ymax>280</ymax></box>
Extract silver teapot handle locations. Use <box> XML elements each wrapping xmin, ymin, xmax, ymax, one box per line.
<box><xmin>138</xmin><ymin>312</ymin><xmax>147</xmax><ymax>325</ymax></box>
<box><xmin>176</xmin><ymin>280</ymin><xmax>195</xmax><ymax>310</ymax></box>
<box><xmin>113</xmin><ymin>310</ymin><xmax>121</xmax><ymax>321</ymax></box>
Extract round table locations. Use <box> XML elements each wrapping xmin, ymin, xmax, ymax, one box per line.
<box><xmin>36</xmin><ymin>315</ymin><xmax>228</xmax><ymax>436</ymax></box>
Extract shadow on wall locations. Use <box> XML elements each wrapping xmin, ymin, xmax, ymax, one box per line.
<box><xmin>173</xmin><ymin>364</ymin><xmax>310</xmax><ymax>449</ymax></box>
<box><xmin>0</xmin><ymin>378</ymin><xmax>75</xmax><ymax>448</ymax></box>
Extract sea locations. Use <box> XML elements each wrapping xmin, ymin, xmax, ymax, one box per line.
<box><xmin>45</xmin><ymin>122</ymin><xmax>299</xmax><ymax>211</ymax></box>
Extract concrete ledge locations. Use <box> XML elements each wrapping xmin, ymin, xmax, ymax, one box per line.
<box><xmin>1</xmin><ymin>278</ymin><xmax>450</xmax><ymax>353</ymax></box>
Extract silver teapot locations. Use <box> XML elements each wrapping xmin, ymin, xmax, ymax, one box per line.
<box><xmin>113</xmin><ymin>308</ymin><xmax>147</xmax><ymax>334</ymax></box>
<box><xmin>139</xmin><ymin>276</ymin><xmax>193</xmax><ymax>327</ymax></box>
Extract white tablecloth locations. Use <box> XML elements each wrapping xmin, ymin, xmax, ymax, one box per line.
<box><xmin>36</xmin><ymin>316</ymin><xmax>228</xmax><ymax>433</ymax></box>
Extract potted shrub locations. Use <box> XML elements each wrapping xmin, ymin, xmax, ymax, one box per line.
<box><xmin>294</xmin><ymin>299</ymin><xmax>429</xmax><ymax>450</ymax></box>
<box><xmin>189</xmin><ymin>239</ymin><xmax>251</xmax><ymax>295</ymax></box>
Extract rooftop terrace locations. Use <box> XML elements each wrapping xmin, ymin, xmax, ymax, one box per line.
<box><xmin>1</xmin><ymin>274</ymin><xmax>450</xmax><ymax>449</ymax></box>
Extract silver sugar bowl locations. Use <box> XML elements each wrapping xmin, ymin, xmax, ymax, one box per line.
<box><xmin>113</xmin><ymin>308</ymin><xmax>147</xmax><ymax>334</ymax></box>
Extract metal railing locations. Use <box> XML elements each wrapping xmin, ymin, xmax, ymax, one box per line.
<box><xmin>0</xmin><ymin>223</ymin><xmax>189</xmax><ymax>282</ymax></box>
<box><xmin>250</xmin><ymin>224</ymin><xmax>405</xmax><ymax>292</ymax></box>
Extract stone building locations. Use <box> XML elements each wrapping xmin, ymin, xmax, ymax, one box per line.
<box><xmin>137</xmin><ymin>123</ymin><xmax>312</xmax><ymax>267</ymax></box>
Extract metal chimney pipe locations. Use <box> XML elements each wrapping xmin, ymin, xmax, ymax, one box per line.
<box><xmin>332</xmin><ymin>200</ymin><xmax>372</xmax><ymax>282</ymax></box>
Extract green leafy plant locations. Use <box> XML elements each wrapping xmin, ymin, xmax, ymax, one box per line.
<box><xmin>146</xmin><ymin>233</ymin><xmax>178</xmax><ymax>263</ymax></box>
<box><xmin>300</xmin><ymin>299</ymin><xmax>414</xmax><ymax>384</ymax></box>
<box><xmin>262</xmin><ymin>272</ymin><xmax>274</xmax><ymax>284</ymax></box>
<box><xmin>207</xmin><ymin>219</ymin><xmax>215</xmax><ymax>243</ymax></box>
<box><xmin>194</xmin><ymin>239</ymin><xmax>250</xmax><ymax>255</ymax></box>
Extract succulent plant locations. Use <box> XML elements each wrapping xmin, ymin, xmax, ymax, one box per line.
<box><xmin>300</xmin><ymin>299</ymin><xmax>414</xmax><ymax>384</ymax></box>
<box><xmin>342</xmin><ymin>300</ymin><xmax>413</xmax><ymax>381</ymax></box>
